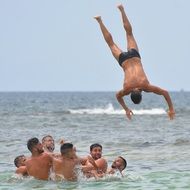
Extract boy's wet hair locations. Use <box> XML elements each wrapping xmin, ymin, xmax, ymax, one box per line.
<box><xmin>42</xmin><ymin>135</ymin><xmax>53</xmax><ymax>143</ymax></box>
<box><xmin>27</xmin><ymin>137</ymin><xmax>39</xmax><ymax>152</ymax></box>
<box><xmin>60</xmin><ymin>143</ymin><xmax>73</xmax><ymax>154</ymax></box>
<box><xmin>130</xmin><ymin>91</ymin><xmax>142</xmax><ymax>104</ymax></box>
<box><xmin>90</xmin><ymin>143</ymin><xmax>102</xmax><ymax>151</ymax></box>
<box><xmin>119</xmin><ymin>156</ymin><xmax>127</xmax><ymax>170</ymax></box>
<box><xmin>14</xmin><ymin>155</ymin><xmax>25</xmax><ymax>168</ymax></box>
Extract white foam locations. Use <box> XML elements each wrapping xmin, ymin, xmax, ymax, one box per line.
<box><xmin>133</xmin><ymin>108</ymin><xmax>166</xmax><ymax>115</ymax></box>
<box><xmin>69</xmin><ymin>103</ymin><xmax>166</xmax><ymax>115</ymax></box>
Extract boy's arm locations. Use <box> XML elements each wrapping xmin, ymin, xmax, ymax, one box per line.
<box><xmin>145</xmin><ymin>84</ymin><xmax>175</xmax><ymax>119</ymax></box>
<box><xmin>15</xmin><ymin>166</ymin><xmax>28</xmax><ymax>176</ymax></box>
<box><xmin>81</xmin><ymin>156</ymin><xmax>98</xmax><ymax>172</ymax></box>
<box><xmin>116</xmin><ymin>89</ymin><xmax>133</xmax><ymax>120</ymax></box>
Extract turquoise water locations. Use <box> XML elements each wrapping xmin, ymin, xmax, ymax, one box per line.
<box><xmin>0</xmin><ymin>92</ymin><xmax>190</xmax><ymax>189</ymax></box>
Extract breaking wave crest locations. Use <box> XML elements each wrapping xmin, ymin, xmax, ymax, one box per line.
<box><xmin>68</xmin><ymin>103</ymin><xmax>166</xmax><ymax>115</ymax></box>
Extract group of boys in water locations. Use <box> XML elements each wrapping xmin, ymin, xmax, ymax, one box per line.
<box><xmin>14</xmin><ymin>3</ymin><xmax>175</xmax><ymax>182</ymax></box>
<box><xmin>14</xmin><ymin>135</ymin><xmax>127</xmax><ymax>181</ymax></box>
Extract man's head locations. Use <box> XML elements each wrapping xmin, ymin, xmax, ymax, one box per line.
<box><xmin>42</xmin><ymin>135</ymin><xmax>55</xmax><ymax>153</ymax></box>
<box><xmin>27</xmin><ymin>137</ymin><xmax>44</xmax><ymax>154</ymax></box>
<box><xmin>130</xmin><ymin>90</ymin><xmax>142</xmax><ymax>104</ymax></box>
<box><xmin>14</xmin><ymin>155</ymin><xmax>27</xmax><ymax>168</ymax></box>
<box><xmin>111</xmin><ymin>156</ymin><xmax>127</xmax><ymax>172</ymax></box>
<box><xmin>90</xmin><ymin>143</ymin><xmax>102</xmax><ymax>160</ymax></box>
<box><xmin>60</xmin><ymin>143</ymin><xmax>76</xmax><ymax>158</ymax></box>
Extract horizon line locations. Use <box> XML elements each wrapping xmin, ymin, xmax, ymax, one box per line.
<box><xmin>0</xmin><ymin>90</ymin><xmax>188</xmax><ymax>93</ymax></box>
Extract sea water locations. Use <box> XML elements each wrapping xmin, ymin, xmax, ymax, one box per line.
<box><xmin>0</xmin><ymin>91</ymin><xmax>190</xmax><ymax>189</ymax></box>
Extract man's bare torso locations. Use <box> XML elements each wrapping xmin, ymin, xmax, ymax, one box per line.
<box><xmin>122</xmin><ymin>57</ymin><xmax>149</xmax><ymax>90</ymax></box>
<box><xmin>26</xmin><ymin>153</ymin><xmax>52</xmax><ymax>180</ymax></box>
<box><xmin>53</xmin><ymin>157</ymin><xmax>79</xmax><ymax>181</ymax></box>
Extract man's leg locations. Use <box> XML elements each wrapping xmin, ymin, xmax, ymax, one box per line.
<box><xmin>94</xmin><ymin>16</ymin><xmax>122</xmax><ymax>61</ymax></box>
<box><xmin>117</xmin><ymin>4</ymin><xmax>139</xmax><ymax>51</ymax></box>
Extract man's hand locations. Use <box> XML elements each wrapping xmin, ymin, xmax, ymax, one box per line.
<box><xmin>87</xmin><ymin>156</ymin><xmax>97</xmax><ymax>169</ymax></box>
<box><xmin>126</xmin><ymin>108</ymin><xmax>133</xmax><ymax>120</ymax></box>
<box><xmin>116</xmin><ymin>89</ymin><xmax>131</xmax><ymax>120</ymax></box>
<box><xmin>167</xmin><ymin>109</ymin><xmax>175</xmax><ymax>120</ymax></box>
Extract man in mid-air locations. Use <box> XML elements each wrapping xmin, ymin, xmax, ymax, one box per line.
<box><xmin>94</xmin><ymin>4</ymin><xmax>175</xmax><ymax>120</ymax></box>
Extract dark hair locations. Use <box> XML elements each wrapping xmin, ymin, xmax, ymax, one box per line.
<box><xmin>119</xmin><ymin>156</ymin><xmax>127</xmax><ymax>171</ymax></box>
<box><xmin>60</xmin><ymin>143</ymin><xmax>73</xmax><ymax>155</ymax></box>
<box><xmin>14</xmin><ymin>155</ymin><xmax>25</xmax><ymax>168</ymax></box>
<box><xmin>130</xmin><ymin>91</ymin><xmax>142</xmax><ymax>104</ymax></box>
<box><xmin>27</xmin><ymin>137</ymin><xmax>39</xmax><ymax>152</ymax></box>
<box><xmin>90</xmin><ymin>143</ymin><xmax>102</xmax><ymax>151</ymax></box>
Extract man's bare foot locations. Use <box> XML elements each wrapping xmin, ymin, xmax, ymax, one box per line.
<box><xmin>117</xmin><ymin>4</ymin><xmax>124</xmax><ymax>11</ymax></box>
<box><xmin>94</xmin><ymin>16</ymin><xmax>102</xmax><ymax>23</ymax></box>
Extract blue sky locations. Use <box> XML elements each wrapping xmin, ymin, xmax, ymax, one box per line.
<box><xmin>0</xmin><ymin>0</ymin><xmax>189</xmax><ymax>91</ymax></box>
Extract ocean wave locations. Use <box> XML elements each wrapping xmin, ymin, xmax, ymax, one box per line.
<box><xmin>68</xmin><ymin>103</ymin><xmax>166</xmax><ymax>115</ymax></box>
<box><xmin>173</xmin><ymin>139</ymin><xmax>190</xmax><ymax>146</ymax></box>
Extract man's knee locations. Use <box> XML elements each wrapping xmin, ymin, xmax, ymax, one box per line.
<box><xmin>110</xmin><ymin>45</ymin><xmax>121</xmax><ymax>59</ymax></box>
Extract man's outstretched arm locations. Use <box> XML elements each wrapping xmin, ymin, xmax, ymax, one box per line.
<box><xmin>145</xmin><ymin>84</ymin><xmax>175</xmax><ymax>119</ymax></box>
<box><xmin>116</xmin><ymin>89</ymin><xmax>133</xmax><ymax>120</ymax></box>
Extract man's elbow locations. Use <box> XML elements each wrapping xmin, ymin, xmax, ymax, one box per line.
<box><xmin>116</xmin><ymin>92</ymin><xmax>121</xmax><ymax>100</ymax></box>
<box><xmin>161</xmin><ymin>89</ymin><xmax>169</xmax><ymax>97</ymax></box>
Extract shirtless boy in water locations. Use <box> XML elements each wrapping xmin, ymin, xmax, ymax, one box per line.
<box><xmin>25</xmin><ymin>137</ymin><xmax>53</xmax><ymax>180</ymax></box>
<box><xmin>42</xmin><ymin>135</ymin><xmax>55</xmax><ymax>153</ymax></box>
<box><xmin>53</xmin><ymin>143</ymin><xmax>81</xmax><ymax>181</ymax></box>
<box><xmin>14</xmin><ymin>155</ymin><xmax>28</xmax><ymax>176</ymax></box>
<box><xmin>107</xmin><ymin>156</ymin><xmax>127</xmax><ymax>176</ymax></box>
<box><xmin>94</xmin><ymin>4</ymin><xmax>175</xmax><ymax>120</ymax></box>
<box><xmin>82</xmin><ymin>143</ymin><xmax>108</xmax><ymax>178</ymax></box>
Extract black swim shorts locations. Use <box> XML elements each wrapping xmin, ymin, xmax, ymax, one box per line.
<box><xmin>118</xmin><ymin>48</ymin><xmax>141</xmax><ymax>67</ymax></box>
